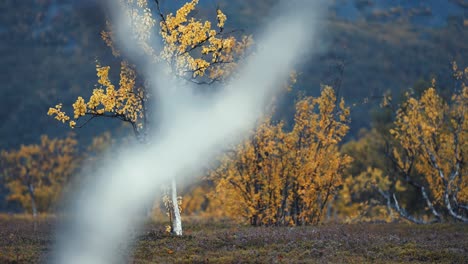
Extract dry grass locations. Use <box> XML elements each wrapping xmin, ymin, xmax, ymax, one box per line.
<box><xmin>0</xmin><ymin>215</ymin><xmax>466</xmax><ymax>263</ymax></box>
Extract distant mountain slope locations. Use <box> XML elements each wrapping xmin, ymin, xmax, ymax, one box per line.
<box><xmin>0</xmin><ymin>0</ymin><xmax>116</xmax><ymax>149</ymax></box>
<box><xmin>0</xmin><ymin>0</ymin><xmax>466</xmax><ymax>150</ymax></box>
<box><xmin>335</xmin><ymin>0</ymin><xmax>465</xmax><ymax>26</ymax></box>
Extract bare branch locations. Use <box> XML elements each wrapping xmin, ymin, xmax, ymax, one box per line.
<box><xmin>377</xmin><ymin>188</ymin><xmax>435</xmax><ymax>224</ymax></box>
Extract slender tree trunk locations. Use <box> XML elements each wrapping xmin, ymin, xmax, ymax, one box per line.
<box><xmin>444</xmin><ymin>191</ymin><xmax>468</xmax><ymax>222</ymax></box>
<box><xmin>28</xmin><ymin>183</ymin><xmax>38</xmax><ymax>218</ymax></box>
<box><xmin>171</xmin><ymin>178</ymin><xmax>183</xmax><ymax>236</ymax></box>
<box><xmin>136</xmin><ymin>131</ymin><xmax>184</xmax><ymax>233</ymax></box>
<box><xmin>326</xmin><ymin>196</ymin><xmax>334</xmax><ymax>222</ymax></box>
<box><xmin>28</xmin><ymin>183</ymin><xmax>38</xmax><ymax>232</ymax></box>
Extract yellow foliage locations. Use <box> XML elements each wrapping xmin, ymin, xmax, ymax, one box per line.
<box><xmin>387</xmin><ymin>64</ymin><xmax>468</xmax><ymax>221</ymax></box>
<box><xmin>47</xmin><ymin>0</ymin><xmax>296</xmax><ymax>227</ymax></box>
<box><xmin>47</xmin><ymin>104</ymin><xmax>70</xmax><ymax>123</ymax></box>
<box><xmin>216</xmin><ymin>9</ymin><xmax>227</xmax><ymax>28</ymax></box>
<box><xmin>392</xmin><ymin>84</ymin><xmax>467</xmax><ymax>207</ymax></box>
<box><xmin>158</xmin><ymin>0</ymin><xmax>251</xmax><ymax>80</ymax></box>
<box><xmin>210</xmin><ymin>87</ymin><xmax>351</xmax><ymax>226</ymax></box>
<box><xmin>333</xmin><ymin>167</ymin><xmax>401</xmax><ymax>223</ymax></box>
<box><xmin>0</xmin><ymin>135</ymin><xmax>79</xmax><ymax>214</ymax></box>
<box><xmin>48</xmin><ymin>61</ymin><xmax>146</xmax><ymax>137</ymax></box>
<box><xmin>181</xmin><ymin>184</ymin><xmax>211</xmax><ymax>215</ymax></box>
<box><xmin>48</xmin><ymin>0</ymin><xmax>251</xmax><ymax>143</ymax></box>
<box><xmin>333</xmin><ymin>65</ymin><xmax>468</xmax><ymax>223</ymax></box>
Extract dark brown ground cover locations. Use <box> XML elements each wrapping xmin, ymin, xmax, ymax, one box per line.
<box><xmin>0</xmin><ymin>216</ymin><xmax>466</xmax><ymax>263</ymax></box>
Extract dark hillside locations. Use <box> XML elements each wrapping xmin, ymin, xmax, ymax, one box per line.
<box><xmin>0</xmin><ymin>0</ymin><xmax>466</xmax><ymax>145</ymax></box>
<box><xmin>0</xmin><ymin>0</ymin><xmax>118</xmax><ymax>149</ymax></box>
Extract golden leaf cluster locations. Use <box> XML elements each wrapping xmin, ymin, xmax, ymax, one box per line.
<box><xmin>48</xmin><ymin>61</ymin><xmax>145</xmax><ymax>130</ymax></box>
<box><xmin>159</xmin><ymin>0</ymin><xmax>251</xmax><ymax>79</ymax></box>
<box><xmin>210</xmin><ymin>87</ymin><xmax>352</xmax><ymax>226</ymax></box>
<box><xmin>331</xmin><ymin>65</ymin><xmax>468</xmax><ymax>223</ymax></box>
<box><xmin>0</xmin><ymin>135</ymin><xmax>79</xmax><ymax>214</ymax></box>
<box><xmin>391</xmin><ymin>77</ymin><xmax>468</xmax><ymax>207</ymax></box>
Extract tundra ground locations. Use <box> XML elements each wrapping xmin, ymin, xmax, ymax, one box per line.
<box><xmin>0</xmin><ymin>216</ymin><xmax>466</xmax><ymax>263</ymax></box>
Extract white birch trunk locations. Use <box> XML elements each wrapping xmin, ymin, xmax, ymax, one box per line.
<box><xmin>171</xmin><ymin>178</ymin><xmax>182</xmax><ymax>236</ymax></box>
<box><xmin>28</xmin><ymin>183</ymin><xmax>38</xmax><ymax>232</ymax></box>
<box><xmin>28</xmin><ymin>183</ymin><xmax>38</xmax><ymax>219</ymax></box>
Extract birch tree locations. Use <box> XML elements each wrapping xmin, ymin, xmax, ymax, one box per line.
<box><xmin>47</xmin><ymin>0</ymin><xmax>250</xmax><ymax>235</ymax></box>
<box><xmin>383</xmin><ymin>64</ymin><xmax>468</xmax><ymax>223</ymax></box>
<box><xmin>0</xmin><ymin>134</ymin><xmax>79</xmax><ymax>217</ymax></box>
